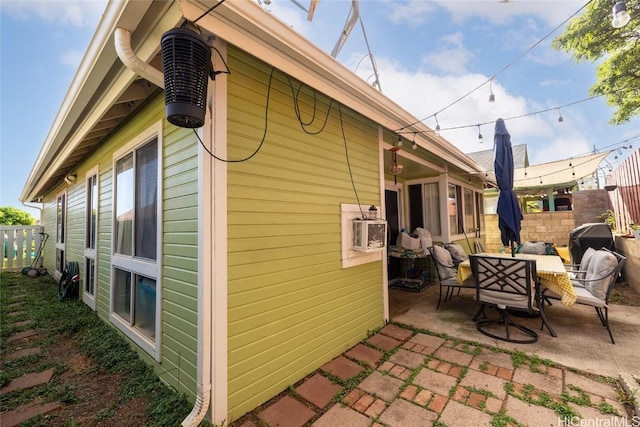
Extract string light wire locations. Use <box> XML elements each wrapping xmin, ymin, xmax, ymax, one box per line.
<box><xmin>396</xmin><ymin>0</ymin><xmax>595</xmax><ymax>132</ymax></box>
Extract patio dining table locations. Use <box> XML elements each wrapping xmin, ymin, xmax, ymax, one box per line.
<box><xmin>456</xmin><ymin>253</ymin><xmax>577</xmax><ymax>307</ymax></box>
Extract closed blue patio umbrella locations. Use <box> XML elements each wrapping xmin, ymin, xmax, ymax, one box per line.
<box><xmin>494</xmin><ymin>119</ymin><xmax>522</xmax><ymax>256</ymax></box>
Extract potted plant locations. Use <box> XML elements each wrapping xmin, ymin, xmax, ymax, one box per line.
<box><xmin>630</xmin><ymin>222</ymin><xmax>640</xmax><ymax>239</ymax></box>
<box><xmin>596</xmin><ymin>210</ymin><xmax>617</xmax><ymax>230</ymax></box>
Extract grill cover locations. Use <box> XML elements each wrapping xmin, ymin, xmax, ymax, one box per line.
<box><xmin>568</xmin><ymin>223</ymin><xmax>614</xmax><ymax>264</ymax></box>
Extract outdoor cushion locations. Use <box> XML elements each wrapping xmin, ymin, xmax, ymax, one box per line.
<box><xmin>584</xmin><ymin>250</ymin><xmax>618</xmax><ymax>300</ymax></box>
<box><xmin>520</xmin><ymin>241</ymin><xmax>546</xmax><ymax>255</ymax></box>
<box><xmin>578</xmin><ymin>247</ymin><xmax>597</xmax><ymax>276</ymax></box>
<box><xmin>444</xmin><ymin>243</ymin><xmax>468</xmax><ymax>264</ymax></box>
<box><xmin>431</xmin><ymin>245</ymin><xmax>457</xmax><ymax>280</ymax></box>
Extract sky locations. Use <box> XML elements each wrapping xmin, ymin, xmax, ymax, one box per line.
<box><xmin>1</xmin><ymin>0</ymin><xmax>638</xmax><ymax>221</ymax></box>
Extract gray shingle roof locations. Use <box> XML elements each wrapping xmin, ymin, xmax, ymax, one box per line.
<box><xmin>467</xmin><ymin>144</ymin><xmax>529</xmax><ymax>171</ymax></box>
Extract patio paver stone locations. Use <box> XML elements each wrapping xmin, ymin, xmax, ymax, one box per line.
<box><xmin>564</xmin><ymin>370</ymin><xmax>620</xmax><ymax>400</ymax></box>
<box><xmin>504</xmin><ymin>395</ymin><xmax>561</xmax><ymax>426</ymax></box>
<box><xmin>0</xmin><ymin>369</ymin><xmax>55</xmax><ymax>395</ymax></box>
<box><xmin>379</xmin><ymin>397</ymin><xmax>438</xmax><ymax>427</ymax></box>
<box><xmin>379</xmin><ymin>324</ymin><xmax>413</xmax><ymax>341</ymax></box>
<box><xmin>513</xmin><ymin>366</ymin><xmax>563</xmax><ymax>396</ymax></box>
<box><xmin>438</xmin><ymin>399</ymin><xmax>492</xmax><ymax>426</ymax></box>
<box><xmin>408</xmin><ymin>332</ymin><xmax>445</xmax><ymax>352</ymax></box>
<box><xmin>311</xmin><ymin>404</ymin><xmax>370</xmax><ymax>427</ymax></box>
<box><xmin>387</xmin><ymin>348</ymin><xmax>426</xmax><ymax>369</ymax></box>
<box><xmin>433</xmin><ymin>346</ymin><xmax>474</xmax><ymax>366</ymax></box>
<box><xmin>459</xmin><ymin>368</ymin><xmax>509</xmax><ymax>400</ymax></box>
<box><xmin>257</xmin><ymin>395</ymin><xmax>315</xmax><ymax>427</ymax></box>
<box><xmin>0</xmin><ymin>399</ymin><xmax>62</xmax><ymax>427</ymax></box>
<box><xmin>358</xmin><ymin>370</ymin><xmax>404</xmax><ymax>401</ymax></box>
<box><xmin>4</xmin><ymin>347</ymin><xmax>42</xmax><ymax>362</ymax></box>
<box><xmin>413</xmin><ymin>367</ymin><xmax>457</xmax><ymax>396</ymax></box>
<box><xmin>345</xmin><ymin>343</ymin><xmax>383</xmax><ymax>368</ymax></box>
<box><xmin>320</xmin><ymin>356</ymin><xmax>363</xmax><ymax>381</ymax></box>
<box><xmin>296</xmin><ymin>374</ymin><xmax>341</xmax><ymax>409</ymax></box>
<box><xmin>366</xmin><ymin>333</ymin><xmax>402</xmax><ymax>351</ymax></box>
<box><xmin>7</xmin><ymin>329</ymin><xmax>38</xmax><ymax>343</ymax></box>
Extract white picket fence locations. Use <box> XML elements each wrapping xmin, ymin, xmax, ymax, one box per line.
<box><xmin>1</xmin><ymin>225</ymin><xmax>46</xmax><ymax>271</ymax></box>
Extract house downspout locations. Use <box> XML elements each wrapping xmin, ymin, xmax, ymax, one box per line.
<box><xmin>114</xmin><ymin>26</ymin><xmax>212</xmax><ymax>427</ymax></box>
<box><xmin>114</xmin><ymin>28</ymin><xmax>164</xmax><ymax>88</ymax></box>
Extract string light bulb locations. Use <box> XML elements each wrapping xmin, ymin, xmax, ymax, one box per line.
<box><xmin>557</xmin><ymin>108</ymin><xmax>564</xmax><ymax>123</ymax></box>
<box><xmin>611</xmin><ymin>1</ymin><xmax>631</xmax><ymax>28</ymax></box>
<box><xmin>477</xmin><ymin>125</ymin><xmax>483</xmax><ymax>143</ymax></box>
<box><xmin>489</xmin><ymin>79</ymin><xmax>495</xmax><ymax>103</ymax></box>
<box><xmin>397</xmin><ymin>134</ymin><xmax>403</xmax><ymax>147</ymax></box>
<box><xmin>434</xmin><ymin>114</ymin><xmax>441</xmax><ymax>136</ymax></box>
<box><xmin>412</xmin><ymin>133</ymin><xmax>418</xmax><ymax>150</ymax></box>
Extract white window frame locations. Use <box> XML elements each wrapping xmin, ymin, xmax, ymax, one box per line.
<box><xmin>406</xmin><ymin>176</ymin><xmax>483</xmax><ymax>243</ymax></box>
<box><xmin>406</xmin><ymin>176</ymin><xmax>444</xmax><ymax>242</ymax></box>
<box><xmin>55</xmin><ymin>190</ymin><xmax>67</xmax><ymax>279</ymax></box>
<box><xmin>83</xmin><ymin>166</ymin><xmax>99</xmax><ymax>310</ymax></box>
<box><xmin>447</xmin><ymin>177</ymin><xmax>484</xmax><ymax>242</ymax></box>
<box><xmin>109</xmin><ymin>121</ymin><xmax>163</xmax><ymax>361</ymax></box>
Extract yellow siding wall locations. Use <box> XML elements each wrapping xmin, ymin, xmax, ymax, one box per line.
<box><xmin>39</xmin><ymin>95</ymin><xmax>199</xmax><ymax>399</ymax></box>
<box><xmin>226</xmin><ymin>49</ymin><xmax>385</xmax><ymax>419</ymax></box>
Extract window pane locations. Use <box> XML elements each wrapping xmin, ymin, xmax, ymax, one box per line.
<box><xmin>448</xmin><ymin>184</ymin><xmax>458</xmax><ymax>234</ymax></box>
<box><xmin>86</xmin><ymin>175</ymin><xmax>98</xmax><ymax>250</ymax></box>
<box><xmin>408</xmin><ymin>184</ymin><xmax>424</xmax><ymax>231</ymax></box>
<box><xmin>135</xmin><ymin>140</ymin><xmax>157</xmax><ymax>260</ymax></box>
<box><xmin>423</xmin><ymin>183</ymin><xmax>441</xmax><ymax>236</ymax></box>
<box><xmin>114</xmin><ymin>268</ymin><xmax>131</xmax><ymax>322</ymax></box>
<box><xmin>464</xmin><ymin>188</ymin><xmax>474</xmax><ymax>233</ymax></box>
<box><xmin>85</xmin><ymin>257</ymin><xmax>95</xmax><ymax>295</ymax></box>
<box><xmin>56</xmin><ymin>249</ymin><xmax>65</xmax><ymax>273</ymax></box>
<box><xmin>475</xmin><ymin>192</ymin><xmax>484</xmax><ymax>232</ymax></box>
<box><xmin>115</xmin><ymin>154</ymin><xmax>133</xmax><ymax>255</ymax></box>
<box><xmin>134</xmin><ymin>276</ymin><xmax>156</xmax><ymax>339</ymax></box>
<box><xmin>57</xmin><ymin>194</ymin><xmax>65</xmax><ymax>244</ymax></box>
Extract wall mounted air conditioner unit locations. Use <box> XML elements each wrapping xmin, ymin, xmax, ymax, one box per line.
<box><xmin>352</xmin><ymin>219</ymin><xmax>387</xmax><ymax>252</ymax></box>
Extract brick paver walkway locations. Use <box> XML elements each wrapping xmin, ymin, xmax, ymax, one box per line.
<box><xmin>232</xmin><ymin>324</ymin><xmax>634</xmax><ymax>427</ymax></box>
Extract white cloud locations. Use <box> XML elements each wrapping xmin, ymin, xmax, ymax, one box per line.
<box><xmin>432</xmin><ymin>0</ymin><xmax>585</xmax><ymax>27</ymax></box>
<box><xmin>420</xmin><ymin>32</ymin><xmax>474</xmax><ymax>74</ymax></box>
<box><xmin>0</xmin><ymin>0</ymin><xmax>106</xmax><ymax>27</ymax></box>
<box><xmin>61</xmin><ymin>49</ymin><xmax>84</xmax><ymax>68</ymax></box>
<box><xmin>384</xmin><ymin>0</ymin><xmax>437</xmax><ymax>28</ymax></box>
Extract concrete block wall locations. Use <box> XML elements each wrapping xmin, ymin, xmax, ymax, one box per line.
<box><xmin>615</xmin><ymin>236</ymin><xmax>640</xmax><ymax>294</ymax></box>
<box><xmin>484</xmin><ymin>212</ymin><xmax>575</xmax><ymax>253</ymax></box>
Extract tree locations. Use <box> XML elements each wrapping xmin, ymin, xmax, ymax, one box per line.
<box><xmin>0</xmin><ymin>207</ymin><xmax>36</xmax><ymax>225</ymax></box>
<box><xmin>552</xmin><ymin>0</ymin><xmax>639</xmax><ymax>124</ymax></box>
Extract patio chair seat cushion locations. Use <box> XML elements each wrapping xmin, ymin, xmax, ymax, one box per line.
<box><xmin>545</xmin><ymin>286</ymin><xmax>607</xmax><ymax>308</ymax></box>
<box><xmin>444</xmin><ymin>243</ymin><xmax>468</xmax><ymax>264</ymax></box>
<box><xmin>584</xmin><ymin>250</ymin><xmax>618</xmax><ymax>300</ymax></box>
<box><xmin>431</xmin><ymin>245</ymin><xmax>457</xmax><ymax>280</ymax></box>
<box><xmin>478</xmin><ymin>289</ymin><xmax>537</xmax><ymax>311</ymax></box>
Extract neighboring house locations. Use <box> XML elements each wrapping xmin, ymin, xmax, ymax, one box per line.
<box><xmin>19</xmin><ymin>1</ymin><xmax>488</xmax><ymax>425</ymax></box>
<box><xmin>467</xmin><ymin>143</ymin><xmax>530</xmax><ymax>172</ymax></box>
